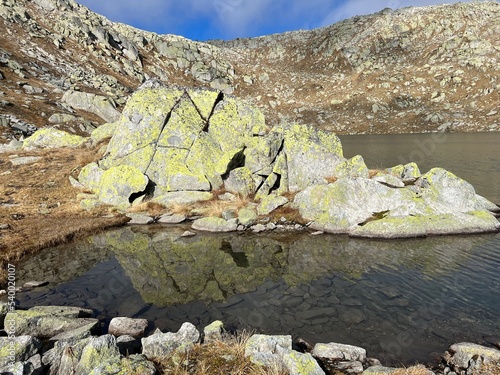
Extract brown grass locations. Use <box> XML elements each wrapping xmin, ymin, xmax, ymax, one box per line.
<box><xmin>128</xmin><ymin>201</ymin><xmax>167</xmax><ymax>218</ymax></box>
<box><xmin>188</xmin><ymin>193</ymin><xmax>252</xmax><ymax>218</ymax></box>
<box><xmin>0</xmin><ymin>146</ymin><xmax>127</xmax><ymax>287</ymax></box>
<box><xmin>368</xmin><ymin>169</ymin><xmax>384</xmax><ymax>178</ymax></box>
<box><xmin>325</xmin><ymin>176</ymin><xmax>338</xmax><ymax>184</ymax></box>
<box><xmin>154</xmin><ymin>331</ymin><xmax>287</xmax><ymax>375</ymax></box>
<box><xmin>268</xmin><ymin>205</ymin><xmax>307</xmax><ymax>225</ymax></box>
<box><xmin>470</xmin><ymin>361</ymin><xmax>500</xmax><ymax>375</ymax></box>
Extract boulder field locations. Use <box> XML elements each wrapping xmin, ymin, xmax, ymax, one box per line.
<box><xmin>23</xmin><ymin>82</ymin><xmax>500</xmax><ymax>238</ymax></box>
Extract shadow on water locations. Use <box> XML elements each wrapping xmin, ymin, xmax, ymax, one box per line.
<box><xmin>15</xmin><ymin>225</ymin><xmax>500</xmax><ymax>366</ymax></box>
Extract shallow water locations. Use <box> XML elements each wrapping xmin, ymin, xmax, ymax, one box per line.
<box><xmin>14</xmin><ymin>132</ymin><xmax>500</xmax><ymax>366</ymax></box>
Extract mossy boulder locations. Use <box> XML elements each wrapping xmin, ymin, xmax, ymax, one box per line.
<box><xmin>81</xmin><ymin>86</ymin><xmax>271</xmax><ymax>202</ymax></box>
<box><xmin>238</xmin><ymin>207</ymin><xmax>258</xmax><ymax>226</ymax></box>
<box><xmin>74</xmin><ymin>335</ymin><xmax>122</xmax><ymax>375</ymax></box>
<box><xmin>23</xmin><ymin>128</ymin><xmax>87</xmax><ymax>149</ymax></box>
<box><xmin>276</xmin><ymin>345</ymin><xmax>325</xmax><ymax>375</ymax></box>
<box><xmin>153</xmin><ymin>191</ymin><xmax>213</xmax><ymax>206</ymax></box>
<box><xmin>296</xmin><ymin>171</ymin><xmax>499</xmax><ymax>237</ymax></box>
<box><xmin>387</xmin><ymin>162</ymin><xmax>421</xmax><ymax>181</ymax></box>
<box><xmin>78</xmin><ymin>162</ymin><xmax>104</xmax><ymax>192</ymax></box>
<box><xmin>97</xmin><ymin>165</ymin><xmax>149</xmax><ymax>209</ymax></box>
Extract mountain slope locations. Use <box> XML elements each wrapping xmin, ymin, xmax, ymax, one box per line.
<box><xmin>0</xmin><ymin>0</ymin><xmax>498</xmax><ymax>142</ymax></box>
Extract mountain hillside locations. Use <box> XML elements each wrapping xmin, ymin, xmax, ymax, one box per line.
<box><xmin>0</xmin><ymin>0</ymin><xmax>499</xmax><ymax>142</ymax></box>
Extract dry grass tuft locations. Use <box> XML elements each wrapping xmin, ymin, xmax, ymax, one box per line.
<box><xmin>470</xmin><ymin>361</ymin><xmax>500</xmax><ymax>375</ymax></box>
<box><xmin>368</xmin><ymin>169</ymin><xmax>384</xmax><ymax>178</ymax></box>
<box><xmin>280</xmin><ymin>191</ymin><xmax>299</xmax><ymax>201</ymax></box>
<box><xmin>154</xmin><ymin>331</ymin><xmax>287</xmax><ymax>375</ymax></box>
<box><xmin>268</xmin><ymin>204</ymin><xmax>307</xmax><ymax>225</ymax></box>
<box><xmin>128</xmin><ymin>201</ymin><xmax>166</xmax><ymax>217</ymax></box>
<box><xmin>189</xmin><ymin>194</ymin><xmax>253</xmax><ymax>218</ymax></box>
<box><xmin>325</xmin><ymin>176</ymin><xmax>338</xmax><ymax>184</ymax></box>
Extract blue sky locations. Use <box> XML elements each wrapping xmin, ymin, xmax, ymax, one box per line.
<box><xmin>77</xmin><ymin>0</ymin><xmax>481</xmax><ymax>41</ymax></box>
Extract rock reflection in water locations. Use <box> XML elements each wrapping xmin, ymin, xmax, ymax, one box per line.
<box><xmin>89</xmin><ymin>226</ymin><xmax>491</xmax><ymax>307</ymax></box>
<box><xmin>15</xmin><ymin>227</ymin><xmax>500</xmax><ymax>365</ymax></box>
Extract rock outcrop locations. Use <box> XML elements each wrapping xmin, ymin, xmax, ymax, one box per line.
<box><xmin>72</xmin><ymin>84</ymin><xmax>499</xmax><ymax>238</ymax></box>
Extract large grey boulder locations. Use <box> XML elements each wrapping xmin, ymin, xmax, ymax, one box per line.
<box><xmin>153</xmin><ymin>191</ymin><xmax>213</xmax><ymax>206</ymax></box>
<box><xmin>446</xmin><ymin>342</ymin><xmax>500</xmax><ymax>371</ymax></box>
<box><xmin>224</xmin><ymin>167</ymin><xmax>257</xmax><ymax>197</ymax></box>
<box><xmin>141</xmin><ymin>322</ymin><xmax>200</xmax><ymax>360</ymax></box>
<box><xmin>95</xmin><ymin>165</ymin><xmax>149</xmax><ymax>209</ymax></box>
<box><xmin>295</xmin><ymin>177</ymin><xmax>412</xmax><ymax>233</ymax></box>
<box><xmin>108</xmin><ymin>317</ymin><xmax>148</xmax><ymax>339</ymax></box>
<box><xmin>312</xmin><ymin>342</ymin><xmax>367</xmax><ymax>362</ymax></box>
<box><xmin>295</xmin><ymin>170</ymin><xmax>500</xmax><ymax>237</ymax></box>
<box><xmin>5</xmin><ymin>306</ymin><xmax>98</xmax><ymax>339</ymax></box>
<box><xmin>191</xmin><ymin>217</ymin><xmax>238</xmax><ymax>232</ymax></box>
<box><xmin>281</xmin><ymin>123</ymin><xmax>344</xmax><ymax>192</ymax></box>
<box><xmin>257</xmin><ymin>194</ymin><xmax>289</xmax><ymax>215</ymax></box>
<box><xmin>62</xmin><ymin>90</ymin><xmax>121</xmax><ymax>123</ymax></box>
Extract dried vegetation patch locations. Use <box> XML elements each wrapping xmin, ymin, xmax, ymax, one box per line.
<box><xmin>154</xmin><ymin>332</ymin><xmax>287</xmax><ymax>375</ymax></box>
<box><xmin>0</xmin><ymin>146</ymin><xmax>127</xmax><ymax>287</ymax></box>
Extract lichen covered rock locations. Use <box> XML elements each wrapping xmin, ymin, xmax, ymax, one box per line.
<box><xmin>97</xmin><ymin>165</ymin><xmax>149</xmax><ymax>209</ymax></box>
<box><xmin>191</xmin><ymin>217</ymin><xmax>238</xmax><ymax>232</ymax></box>
<box><xmin>23</xmin><ymin>128</ymin><xmax>87</xmax><ymax>149</ymax></box>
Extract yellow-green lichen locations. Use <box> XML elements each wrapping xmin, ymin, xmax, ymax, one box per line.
<box><xmin>157</xmin><ymin>97</ymin><xmax>205</xmax><ymax>149</ymax></box>
<box><xmin>334</xmin><ymin>155</ymin><xmax>369</xmax><ymax>179</ymax></box>
<box><xmin>185</xmin><ymin>132</ymin><xmax>224</xmax><ymax>190</ymax></box>
<box><xmin>187</xmin><ymin>88</ymin><xmax>221</xmax><ymax>120</ymax></box>
<box><xmin>23</xmin><ymin>128</ymin><xmax>87</xmax><ymax>149</ymax></box>
<box><xmin>208</xmin><ymin>98</ymin><xmax>267</xmax><ymax>152</ymax></box>
<box><xmin>90</xmin><ymin>122</ymin><xmax>119</xmax><ymax>144</ymax></box>
<box><xmin>97</xmin><ymin>165</ymin><xmax>149</xmax><ymax>209</ymax></box>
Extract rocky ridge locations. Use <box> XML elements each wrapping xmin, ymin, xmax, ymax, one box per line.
<box><xmin>0</xmin><ymin>0</ymin><xmax>499</xmax><ymax>142</ymax></box>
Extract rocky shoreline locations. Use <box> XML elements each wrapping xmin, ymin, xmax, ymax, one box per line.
<box><xmin>9</xmin><ymin>81</ymin><xmax>498</xmax><ymax>240</ymax></box>
<box><xmin>1</xmin><ymin>304</ymin><xmax>499</xmax><ymax>374</ymax></box>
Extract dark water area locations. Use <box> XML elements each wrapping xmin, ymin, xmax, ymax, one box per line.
<box><xmin>13</xmin><ymin>132</ymin><xmax>500</xmax><ymax>366</ymax></box>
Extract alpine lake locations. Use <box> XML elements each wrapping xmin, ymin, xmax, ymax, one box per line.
<box><xmin>15</xmin><ymin>132</ymin><xmax>500</xmax><ymax>366</ymax></box>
